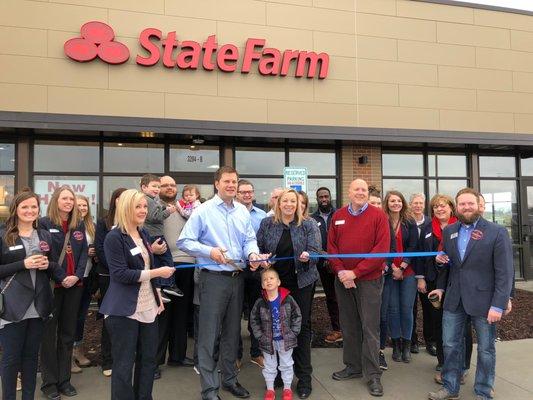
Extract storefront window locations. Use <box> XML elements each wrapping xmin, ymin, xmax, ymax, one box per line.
<box><xmin>307</xmin><ymin>178</ymin><xmax>337</xmax><ymax>213</ymax></box>
<box><xmin>34</xmin><ymin>141</ymin><xmax>99</xmax><ymax>172</ymax></box>
<box><xmin>0</xmin><ymin>175</ymin><xmax>15</xmax><ymax>222</ymax></box>
<box><xmin>34</xmin><ymin>175</ymin><xmax>99</xmax><ymax>219</ymax></box>
<box><xmin>245</xmin><ymin>177</ymin><xmax>283</xmax><ymax>212</ymax></box>
<box><xmin>102</xmin><ymin>176</ymin><xmax>142</xmax><ymax>212</ymax></box>
<box><xmin>170</xmin><ymin>145</ymin><xmax>220</xmax><ymax>173</ymax></box>
<box><xmin>174</xmin><ymin>182</ymin><xmax>215</xmax><ymax>203</ymax></box>
<box><xmin>289</xmin><ymin>150</ymin><xmax>335</xmax><ymax>176</ymax></box>
<box><xmin>382</xmin><ymin>178</ymin><xmax>424</xmax><ymax>199</ymax></box>
<box><xmin>235</xmin><ymin>148</ymin><xmax>285</xmax><ymax>175</ymax></box>
<box><xmin>0</xmin><ymin>144</ymin><xmax>15</xmax><ymax>171</ymax></box>
<box><xmin>382</xmin><ymin>153</ymin><xmax>423</xmax><ymax>176</ymax></box>
<box><xmin>520</xmin><ymin>156</ymin><xmax>533</xmax><ymax>176</ymax></box>
<box><xmin>479</xmin><ymin>156</ymin><xmax>516</xmax><ymax>178</ymax></box>
<box><xmin>104</xmin><ymin>143</ymin><xmax>164</xmax><ymax>173</ymax></box>
<box><xmin>428</xmin><ymin>154</ymin><xmax>466</xmax><ymax>177</ymax></box>
<box><xmin>429</xmin><ymin>179</ymin><xmax>468</xmax><ymax>199</ymax></box>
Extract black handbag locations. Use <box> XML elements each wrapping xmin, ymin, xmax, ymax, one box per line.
<box><xmin>0</xmin><ymin>273</ymin><xmax>17</xmax><ymax>316</ymax></box>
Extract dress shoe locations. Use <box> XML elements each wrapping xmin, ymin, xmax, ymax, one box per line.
<box><xmin>428</xmin><ymin>388</ymin><xmax>459</xmax><ymax>400</ymax></box>
<box><xmin>391</xmin><ymin>339</ymin><xmax>402</xmax><ymax>362</ymax></box>
<box><xmin>296</xmin><ymin>386</ymin><xmax>311</xmax><ymax>399</ymax></box>
<box><xmin>59</xmin><ymin>383</ymin><xmax>77</xmax><ymax>397</ymax></box>
<box><xmin>410</xmin><ymin>341</ymin><xmax>420</xmax><ymax>354</ymax></box>
<box><xmin>367</xmin><ymin>378</ymin><xmax>383</xmax><ymax>397</ymax></box>
<box><xmin>72</xmin><ymin>346</ymin><xmax>91</xmax><ymax>366</ymax></box>
<box><xmin>379</xmin><ymin>351</ymin><xmax>388</xmax><ymax>370</ymax></box>
<box><xmin>42</xmin><ymin>387</ymin><xmax>61</xmax><ymax>400</ymax></box>
<box><xmin>222</xmin><ymin>382</ymin><xmax>250</xmax><ymax>398</ymax></box>
<box><xmin>324</xmin><ymin>330</ymin><xmax>343</xmax><ymax>343</ymax></box>
<box><xmin>71</xmin><ymin>358</ymin><xmax>82</xmax><ymax>374</ymax></box>
<box><xmin>154</xmin><ymin>368</ymin><xmax>161</xmax><ymax>380</ymax></box>
<box><xmin>426</xmin><ymin>343</ymin><xmax>437</xmax><ymax>357</ymax></box>
<box><xmin>251</xmin><ymin>355</ymin><xmax>265</xmax><ymax>368</ymax></box>
<box><xmin>332</xmin><ymin>367</ymin><xmax>363</xmax><ymax>381</ymax></box>
<box><xmin>401</xmin><ymin>339</ymin><xmax>412</xmax><ymax>363</ymax></box>
<box><xmin>168</xmin><ymin>357</ymin><xmax>195</xmax><ymax>367</ymax></box>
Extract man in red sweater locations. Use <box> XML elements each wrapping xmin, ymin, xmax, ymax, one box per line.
<box><xmin>328</xmin><ymin>179</ymin><xmax>390</xmax><ymax>397</ymax></box>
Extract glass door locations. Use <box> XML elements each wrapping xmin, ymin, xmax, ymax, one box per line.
<box><xmin>520</xmin><ymin>179</ymin><xmax>533</xmax><ymax>279</ymax></box>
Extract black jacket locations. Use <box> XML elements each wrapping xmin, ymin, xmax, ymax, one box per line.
<box><xmin>0</xmin><ymin>229</ymin><xmax>65</xmax><ymax>322</ymax></box>
<box><xmin>417</xmin><ymin>221</ymin><xmax>440</xmax><ymax>282</ymax></box>
<box><xmin>95</xmin><ymin>218</ymin><xmax>110</xmax><ymax>275</ymax></box>
<box><xmin>39</xmin><ymin>217</ymin><xmax>88</xmax><ymax>280</ymax></box>
<box><xmin>311</xmin><ymin>208</ymin><xmax>335</xmax><ymax>270</ymax></box>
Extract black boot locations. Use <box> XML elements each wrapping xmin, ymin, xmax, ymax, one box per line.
<box><xmin>391</xmin><ymin>339</ymin><xmax>401</xmax><ymax>362</ymax></box>
<box><xmin>402</xmin><ymin>339</ymin><xmax>412</xmax><ymax>363</ymax></box>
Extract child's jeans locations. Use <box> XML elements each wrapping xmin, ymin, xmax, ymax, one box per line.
<box><xmin>262</xmin><ymin>340</ymin><xmax>294</xmax><ymax>390</ymax></box>
<box><xmin>152</xmin><ymin>235</ymin><xmax>176</xmax><ymax>287</ymax></box>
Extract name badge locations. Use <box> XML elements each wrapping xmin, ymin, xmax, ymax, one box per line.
<box><xmin>450</xmin><ymin>232</ymin><xmax>458</xmax><ymax>239</ymax></box>
<box><xmin>130</xmin><ymin>247</ymin><xmax>142</xmax><ymax>256</ymax></box>
<box><xmin>317</xmin><ymin>222</ymin><xmax>321</xmax><ymax>226</ymax></box>
<box><xmin>425</xmin><ymin>233</ymin><xmax>432</xmax><ymax>239</ymax></box>
<box><xmin>49</xmin><ymin>228</ymin><xmax>60</xmax><ymax>233</ymax></box>
<box><xmin>8</xmin><ymin>245</ymin><xmax>23</xmax><ymax>251</ymax></box>
<box><xmin>335</xmin><ymin>220</ymin><xmax>345</xmax><ymax>225</ymax></box>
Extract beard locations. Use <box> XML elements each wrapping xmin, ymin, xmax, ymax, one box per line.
<box><xmin>456</xmin><ymin>210</ymin><xmax>481</xmax><ymax>225</ymax></box>
<box><xmin>318</xmin><ymin>202</ymin><xmax>332</xmax><ymax>213</ymax></box>
<box><xmin>159</xmin><ymin>193</ymin><xmax>176</xmax><ymax>204</ymax></box>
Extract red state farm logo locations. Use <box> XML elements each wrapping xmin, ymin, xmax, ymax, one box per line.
<box><xmin>64</xmin><ymin>21</ymin><xmax>129</xmax><ymax>64</ymax></box>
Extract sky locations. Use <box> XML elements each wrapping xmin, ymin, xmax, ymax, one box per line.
<box><xmin>450</xmin><ymin>0</ymin><xmax>533</xmax><ymax>12</ymax></box>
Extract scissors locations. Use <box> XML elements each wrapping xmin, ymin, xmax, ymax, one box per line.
<box><xmin>221</xmin><ymin>250</ymin><xmax>245</xmax><ymax>271</ymax></box>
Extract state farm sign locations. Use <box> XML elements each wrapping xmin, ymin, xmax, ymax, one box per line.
<box><xmin>65</xmin><ymin>21</ymin><xmax>329</xmax><ymax>79</ymax></box>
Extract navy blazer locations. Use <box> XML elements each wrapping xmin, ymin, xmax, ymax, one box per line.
<box><xmin>99</xmin><ymin>227</ymin><xmax>160</xmax><ymax>317</ymax></box>
<box><xmin>0</xmin><ymin>229</ymin><xmax>65</xmax><ymax>322</ymax></box>
<box><xmin>394</xmin><ymin>219</ymin><xmax>419</xmax><ymax>266</ymax></box>
<box><xmin>416</xmin><ymin>221</ymin><xmax>441</xmax><ymax>282</ymax></box>
<box><xmin>311</xmin><ymin>208</ymin><xmax>335</xmax><ymax>270</ymax></box>
<box><xmin>436</xmin><ymin>217</ymin><xmax>513</xmax><ymax>317</ymax></box>
<box><xmin>38</xmin><ymin>217</ymin><xmax>88</xmax><ymax>280</ymax></box>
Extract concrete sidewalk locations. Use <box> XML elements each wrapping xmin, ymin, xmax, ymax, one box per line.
<box><xmin>36</xmin><ymin>338</ymin><xmax>532</xmax><ymax>400</ymax></box>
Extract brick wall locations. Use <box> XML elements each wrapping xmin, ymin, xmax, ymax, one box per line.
<box><xmin>341</xmin><ymin>143</ymin><xmax>382</xmax><ymax>205</ymax></box>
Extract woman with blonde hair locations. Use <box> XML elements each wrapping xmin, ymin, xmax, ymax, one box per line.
<box><xmin>99</xmin><ymin>189</ymin><xmax>175</xmax><ymax>400</ymax></box>
<box><xmin>39</xmin><ymin>186</ymin><xmax>88</xmax><ymax>399</ymax></box>
<box><xmin>256</xmin><ymin>188</ymin><xmax>320</xmax><ymax>398</ymax></box>
<box><xmin>71</xmin><ymin>195</ymin><xmax>97</xmax><ymax>373</ymax></box>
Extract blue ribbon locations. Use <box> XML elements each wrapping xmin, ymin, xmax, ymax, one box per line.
<box><xmin>173</xmin><ymin>251</ymin><xmax>443</xmax><ymax>269</ymax></box>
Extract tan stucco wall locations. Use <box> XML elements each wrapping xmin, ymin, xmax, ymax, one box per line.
<box><xmin>2</xmin><ymin>0</ymin><xmax>533</xmax><ymax>135</ymax></box>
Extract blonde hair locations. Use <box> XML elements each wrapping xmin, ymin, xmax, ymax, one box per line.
<box><xmin>273</xmin><ymin>188</ymin><xmax>303</xmax><ymax>226</ymax></box>
<box><xmin>429</xmin><ymin>194</ymin><xmax>456</xmax><ymax>218</ymax></box>
<box><xmin>76</xmin><ymin>195</ymin><xmax>95</xmax><ymax>239</ymax></box>
<box><xmin>115</xmin><ymin>189</ymin><xmax>147</xmax><ymax>233</ymax></box>
<box><xmin>47</xmin><ymin>185</ymin><xmax>81</xmax><ymax>230</ymax></box>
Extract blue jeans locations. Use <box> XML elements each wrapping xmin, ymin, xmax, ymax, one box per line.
<box><xmin>442</xmin><ymin>303</ymin><xmax>496</xmax><ymax>398</ymax></box>
<box><xmin>388</xmin><ymin>275</ymin><xmax>417</xmax><ymax>340</ymax></box>
<box><xmin>379</xmin><ymin>274</ymin><xmax>393</xmax><ymax>349</ymax></box>
<box><xmin>151</xmin><ymin>235</ymin><xmax>176</xmax><ymax>288</ymax></box>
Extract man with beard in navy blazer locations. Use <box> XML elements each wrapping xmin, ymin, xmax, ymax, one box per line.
<box><xmin>428</xmin><ymin>188</ymin><xmax>513</xmax><ymax>400</ymax></box>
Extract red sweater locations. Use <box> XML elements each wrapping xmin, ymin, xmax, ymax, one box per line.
<box><xmin>327</xmin><ymin>205</ymin><xmax>391</xmax><ymax>281</ymax></box>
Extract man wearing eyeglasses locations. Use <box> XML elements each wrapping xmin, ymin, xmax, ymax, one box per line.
<box><xmin>236</xmin><ymin>179</ymin><xmax>267</xmax><ymax>369</ymax></box>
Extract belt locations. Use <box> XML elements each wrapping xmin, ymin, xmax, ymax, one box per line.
<box><xmin>202</xmin><ymin>269</ymin><xmax>241</xmax><ymax>277</ymax></box>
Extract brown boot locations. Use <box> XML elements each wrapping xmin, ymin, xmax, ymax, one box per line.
<box><xmin>71</xmin><ymin>357</ymin><xmax>82</xmax><ymax>374</ymax></box>
<box><xmin>73</xmin><ymin>346</ymin><xmax>91</xmax><ymax>367</ymax></box>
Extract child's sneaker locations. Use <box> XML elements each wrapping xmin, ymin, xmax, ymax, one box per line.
<box><xmin>264</xmin><ymin>390</ymin><xmax>275</xmax><ymax>400</ymax></box>
<box><xmin>282</xmin><ymin>389</ymin><xmax>292</xmax><ymax>400</ymax></box>
<box><xmin>160</xmin><ymin>292</ymin><xmax>171</xmax><ymax>303</ymax></box>
<box><xmin>163</xmin><ymin>285</ymin><xmax>184</xmax><ymax>297</ymax></box>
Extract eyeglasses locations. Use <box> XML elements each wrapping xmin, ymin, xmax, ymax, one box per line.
<box><xmin>238</xmin><ymin>190</ymin><xmax>254</xmax><ymax>195</ymax></box>
<box><xmin>160</xmin><ymin>184</ymin><xmax>177</xmax><ymax>188</ymax></box>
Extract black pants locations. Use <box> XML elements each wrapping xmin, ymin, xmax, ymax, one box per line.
<box><xmin>106</xmin><ymin>315</ymin><xmax>158</xmax><ymax>400</ymax></box>
<box><xmin>285</xmin><ymin>283</ymin><xmax>315</xmax><ymax>389</ymax></box>
<box><xmin>0</xmin><ymin>318</ymin><xmax>44</xmax><ymax>400</ymax></box>
<box><xmin>197</xmin><ymin>270</ymin><xmax>244</xmax><ymax>400</ymax></box>
<box><xmin>40</xmin><ymin>285</ymin><xmax>83</xmax><ymax>391</ymax></box>
<box><xmin>335</xmin><ymin>278</ymin><xmax>383</xmax><ymax>380</ymax></box>
<box><xmin>318</xmin><ymin>264</ymin><xmax>340</xmax><ymax>331</ymax></box>
<box><xmin>74</xmin><ymin>277</ymin><xmax>93</xmax><ymax>343</ymax></box>
<box><xmin>98</xmin><ymin>274</ymin><xmax>113</xmax><ymax>370</ymax></box>
<box><xmin>241</xmin><ymin>270</ymin><xmax>261</xmax><ymax>359</ymax></box>
<box><xmin>412</xmin><ymin>280</ymin><xmax>436</xmax><ymax>345</ymax></box>
<box><xmin>157</xmin><ymin>264</ymin><xmax>194</xmax><ymax>365</ymax></box>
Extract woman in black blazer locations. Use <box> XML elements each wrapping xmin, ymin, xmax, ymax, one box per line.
<box><xmin>39</xmin><ymin>185</ymin><xmax>88</xmax><ymax>400</ymax></box>
<box><xmin>99</xmin><ymin>189</ymin><xmax>175</xmax><ymax>400</ymax></box>
<box><xmin>0</xmin><ymin>190</ymin><xmax>65</xmax><ymax>400</ymax></box>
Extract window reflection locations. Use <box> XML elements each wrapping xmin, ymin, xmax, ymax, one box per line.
<box><xmin>289</xmin><ymin>149</ymin><xmax>335</xmax><ymax>175</ymax></box>
<box><xmin>34</xmin><ymin>142</ymin><xmax>99</xmax><ymax>172</ymax></box>
<box><xmin>479</xmin><ymin>156</ymin><xmax>516</xmax><ymax>178</ymax></box>
<box><xmin>382</xmin><ymin>154</ymin><xmax>423</xmax><ymax>176</ymax></box>
<box><xmin>170</xmin><ymin>145</ymin><xmax>220</xmax><ymax>172</ymax></box>
<box><xmin>480</xmin><ymin>180</ymin><xmax>518</xmax><ymax>244</ymax></box>
<box><xmin>0</xmin><ymin>144</ymin><xmax>15</xmax><ymax>171</ymax></box>
<box><xmin>235</xmin><ymin>148</ymin><xmax>285</xmax><ymax>175</ymax></box>
<box><xmin>104</xmin><ymin>143</ymin><xmax>163</xmax><ymax>173</ymax></box>
<box><xmin>102</xmin><ymin>176</ymin><xmax>141</xmax><ymax>212</ymax></box>
<box><xmin>0</xmin><ymin>175</ymin><xmax>15</xmax><ymax>222</ymax></box>
<box><xmin>428</xmin><ymin>154</ymin><xmax>466</xmax><ymax>177</ymax></box>
<box><xmin>429</xmin><ymin>179</ymin><xmax>468</xmax><ymax>199</ymax></box>
<box><xmin>382</xmin><ymin>179</ymin><xmax>424</xmax><ymax>200</ymax></box>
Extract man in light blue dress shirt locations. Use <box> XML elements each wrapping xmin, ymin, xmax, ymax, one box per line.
<box><xmin>177</xmin><ymin>166</ymin><xmax>268</xmax><ymax>400</ymax></box>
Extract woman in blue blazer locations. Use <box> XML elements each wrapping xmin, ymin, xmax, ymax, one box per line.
<box><xmin>39</xmin><ymin>186</ymin><xmax>88</xmax><ymax>400</ymax></box>
<box><xmin>0</xmin><ymin>190</ymin><xmax>65</xmax><ymax>400</ymax></box>
<box><xmin>99</xmin><ymin>189</ymin><xmax>175</xmax><ymax>400</ymax></box>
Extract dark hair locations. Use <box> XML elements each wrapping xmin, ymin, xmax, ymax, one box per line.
<box><xmin>140</xmin><ymin>174</ymin><xmax>160</xmax><ymax>188</ymax></box>
<box><xmin>368</xmin><ymin>185</ymin><xmax>381</xmax><ymax>198</ymax></box>
<box><xmin>315</xmin><ymin>187</ymin><xmax>331</xmax><ymax>197</ymax></box>
<box><xmin>214</xmin><ymin>166</ymin><xmax>238</xmax><ymax>182</ymax></box>
<box><xmin>105</xmin><ymin>187</ymin><xmax>127</xmax><ymax>229</ymax></box>
<box><xmin>384</xmin><ymin>190</ymin><xmax>413</xmax><ymax>223</ymax></box>
<box><xmin>455</xmin><ymin>188</ymin><xmax>480</xmax><ymax>203</ymax></box>
<box><xmin>238</xmin><ymin>179</ymin><xmax>254</xmax><ymax>189</ymax></box>
<box><xmin>4</xmin><ymin>190</ymin><xmax>41</xmax><ymax>246</ymax></box>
